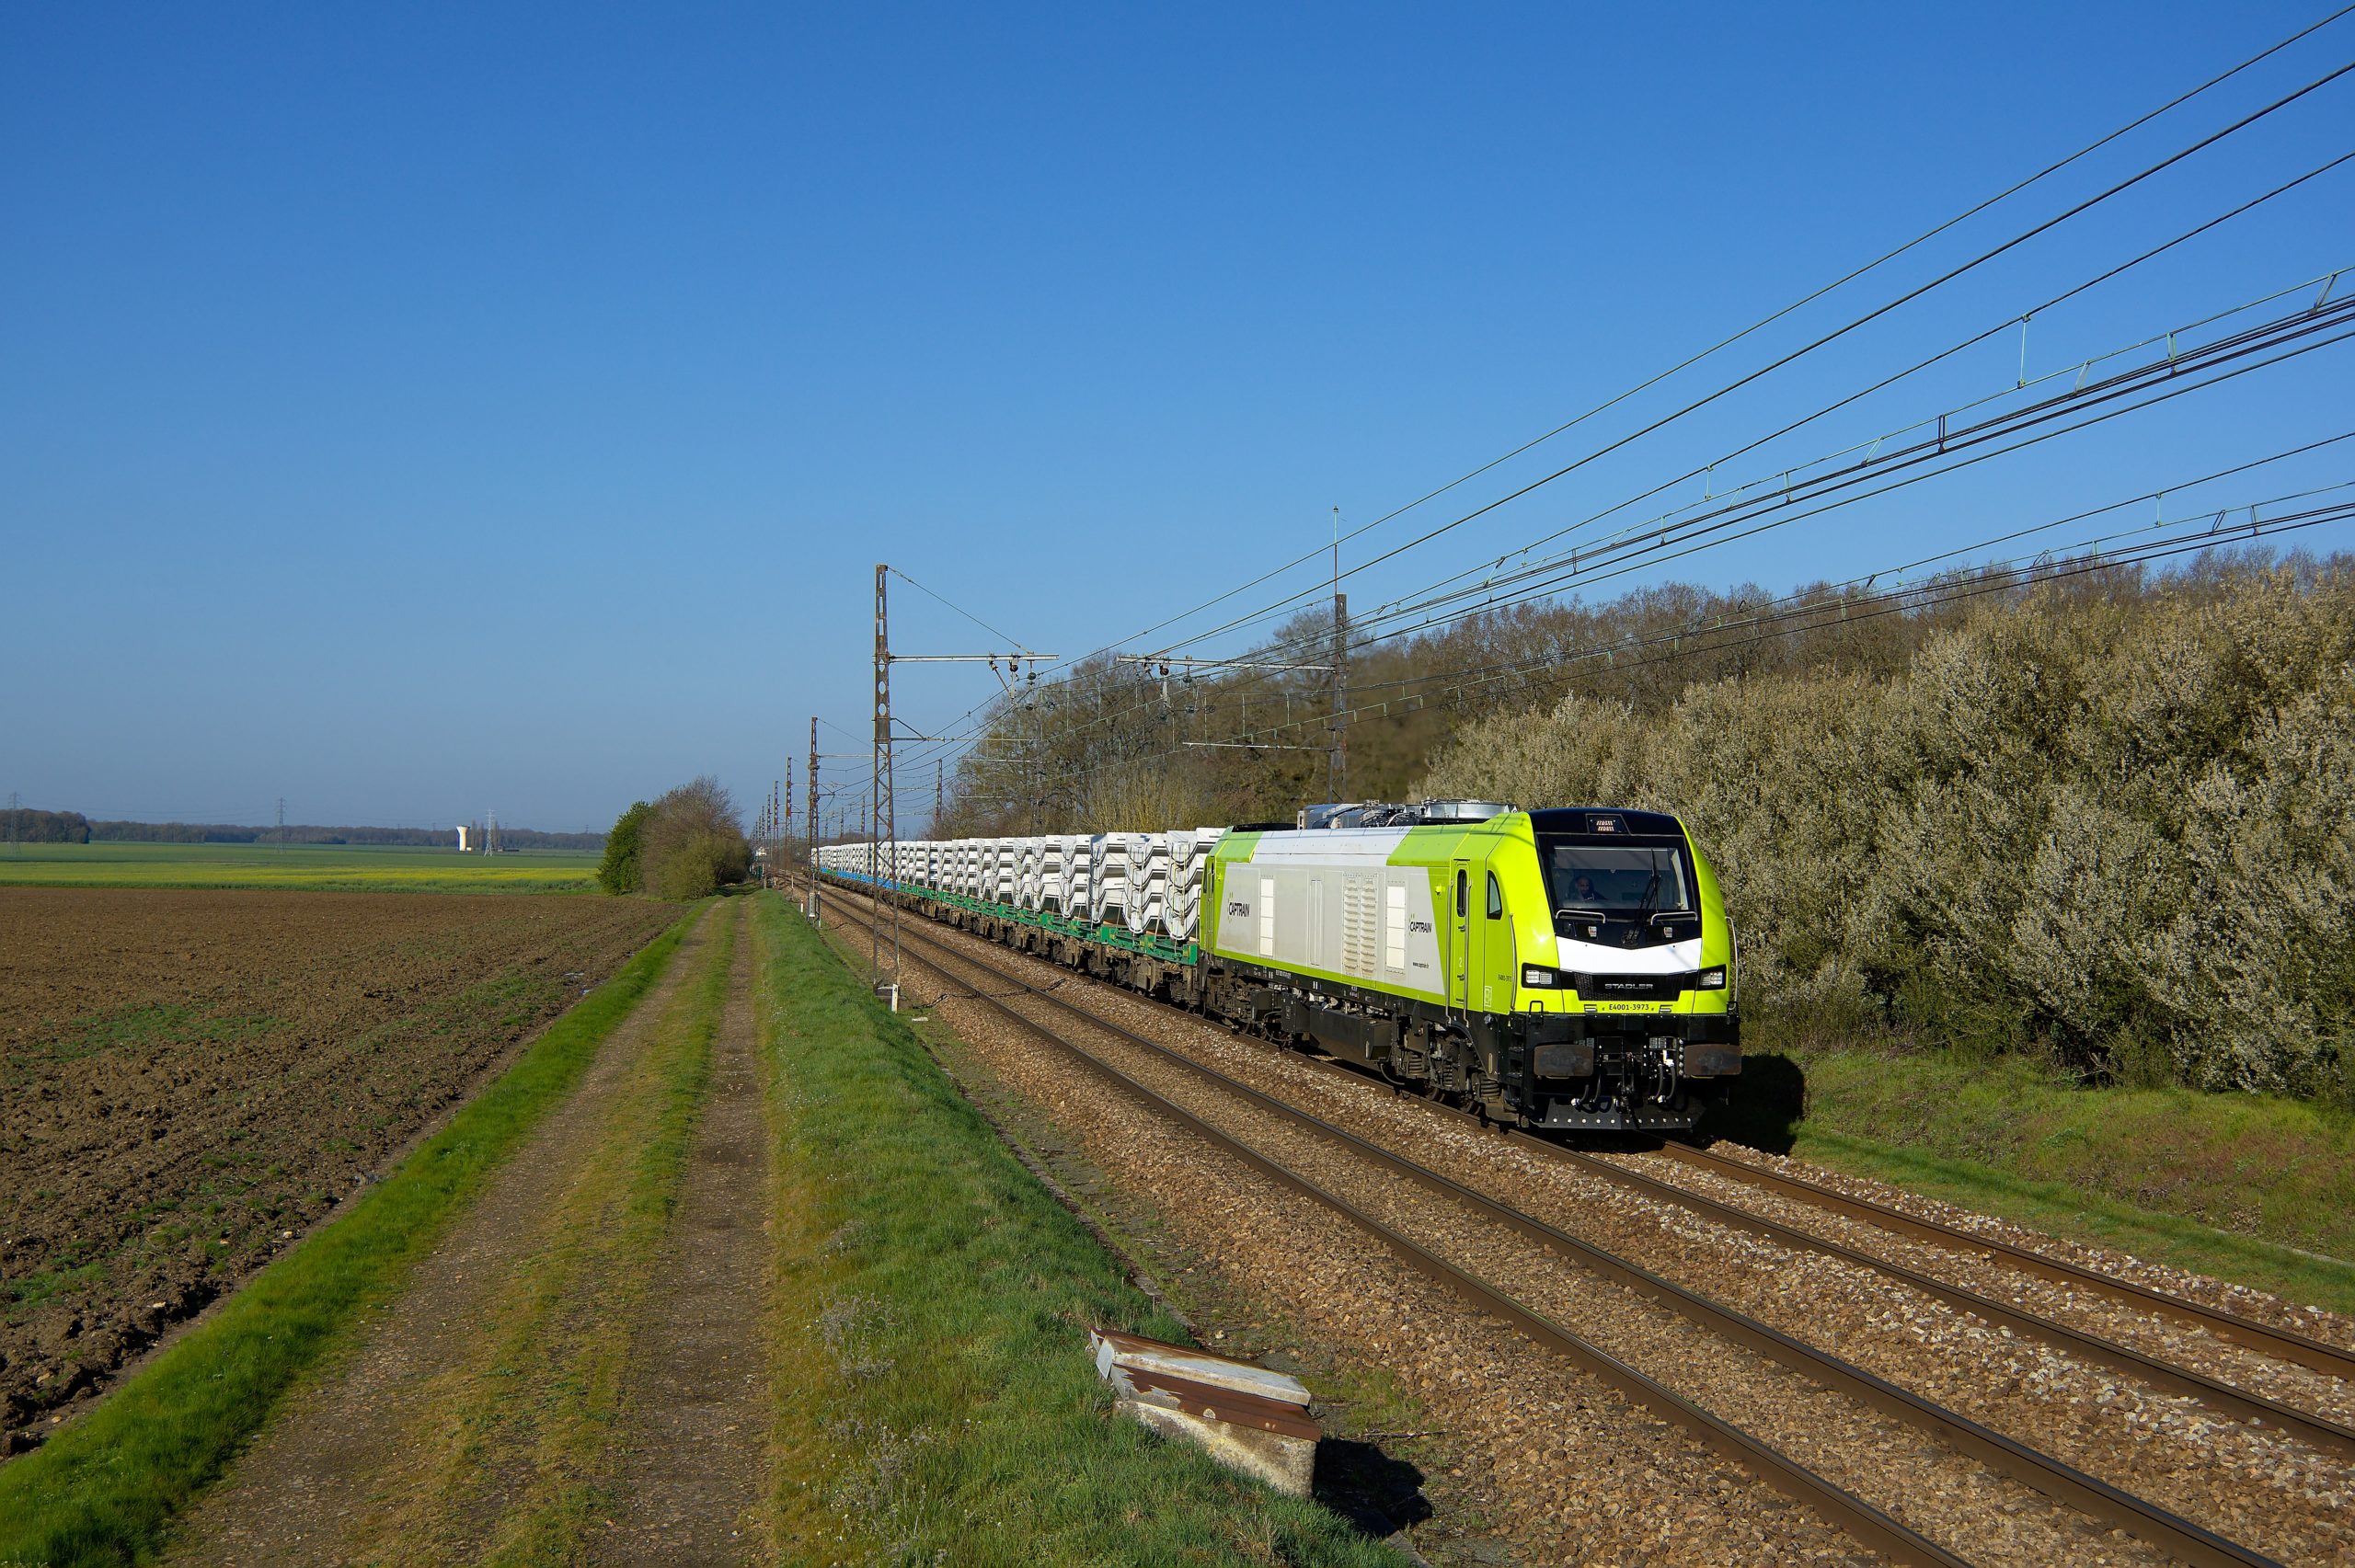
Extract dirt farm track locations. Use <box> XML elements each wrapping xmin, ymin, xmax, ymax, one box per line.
<box><xmin>0</xmin><ymin>887</ymin><xmax>674</xmax><ymax>1450</ymax></box>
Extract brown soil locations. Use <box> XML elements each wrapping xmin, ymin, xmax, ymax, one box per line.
<box><xmin>0</xmin><ymin>887</ymin><xmax>676</xmax><ymax>1449</ymax></box>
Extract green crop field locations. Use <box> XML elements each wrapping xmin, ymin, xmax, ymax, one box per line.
<box><xmin>0</xmin><ymin>841</ymin><xmax>601</xmax><ymax>893</ymax></box>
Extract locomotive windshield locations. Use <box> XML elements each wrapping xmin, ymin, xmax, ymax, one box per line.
<box><xmin>1538</xmin><ymin>835</ymin><xmax>1698</xmax><ymax>945</ymax></box>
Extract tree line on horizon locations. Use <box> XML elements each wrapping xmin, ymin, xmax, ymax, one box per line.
<box><xmin>0</xmin><ymin>811</ymin><xmax>603</xmax><ymax>851</ymax></box>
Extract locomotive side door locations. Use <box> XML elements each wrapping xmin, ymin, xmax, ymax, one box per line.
<box><xmin>1449</xmin><ymin>860</ymin><xmax>1472</xmax><ymax>1013</ymax></box>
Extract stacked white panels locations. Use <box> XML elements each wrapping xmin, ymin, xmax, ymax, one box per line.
<box><xmin>989</xmin><ymin>839</ymin><xmax>1017</xmax><ymax>906</ymax></box>
<box><xmin>1064</xmin><ymin>833</ymin><xmax>1094</xmax><ymax>921</ymax></box>
<box><xmin>1125</xmin><ymin>833</ymin><xmax>1168</xmax><ymax>933</ymax></box>
<box><xmin>1088</xmin><ymin>834</ymin><xmax>1127</xmax><ymax>928</ymax></box>
<box><xmin>1039</xmin><ymin>835</ymin><xmax>1066</xmax><ymax>916</ymax></box>
<box><xmin>1166</xmin><ymin>829</ymin><xmax>1224</xmax><ymax>943</ymax></box>
<box><xmin>1055</xmin><ymin>833</ymin><xmax>1087</xmax><ymax>918</ymax></box>
<box><xmin>1016</xmin><ymin>837</ymin><xmax>1043</xmax><ymax>913</ymax></box>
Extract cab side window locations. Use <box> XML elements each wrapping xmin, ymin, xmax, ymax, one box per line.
<box><xmin>1486</xmin><ymin>872</ymin><xmax>1503</xmax><ymax>919</ymax></box>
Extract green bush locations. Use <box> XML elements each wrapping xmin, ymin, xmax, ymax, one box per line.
<box><xmin>597</xmin><ymin>800</ymin><xmax>652</xmax><ymax>895</ymax></box>
<box><xmin>1422</xmin><ymin>563</ymin><xmax>2355</xmax><ymax>1093</ymax></box>
<box><xmin>599</xmin><ymin>780</ymin><xmax>750</xmax><ymax>900</ymax></box>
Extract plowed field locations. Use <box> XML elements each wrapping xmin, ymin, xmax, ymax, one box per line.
<box><xmin>0</xmin><ymin>887</ymin><xmax>675</xmax><ymax>1451</ymax></box>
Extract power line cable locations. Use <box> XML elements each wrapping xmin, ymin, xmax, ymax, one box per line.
<box><xmin>1159</xmin><ymin>63</ymin><xmax>2355</xmax><ymax>660</ymax></box>
<box><xmin>1094</xmin><ymin>4</ymin><xmax>2355</xmax><ymax>662</ymax></box>
<box><xmin>1319</xmin><ymin>305</ymin><xmax>2355</xmax><ymax>655</ymax></box>
<box><xmin>1308</xmin><ymin>164</ymin><xmax>2355</xmax><ymax>652</ymax></box>
<box><xmin>933</xmin><ymin>267</ymin><xmax>2355</xmax><ymax>761</ymax></box>
<box><xmin>853</xmin><ymin>43</ymin><xmax>2355</xmax><ymax>811</ymax></box>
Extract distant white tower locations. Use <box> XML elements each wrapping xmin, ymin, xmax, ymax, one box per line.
<box><xmin>456</xmin><ymin>825</ymin><xmax>470</xmax><ymax>853</ymax></box>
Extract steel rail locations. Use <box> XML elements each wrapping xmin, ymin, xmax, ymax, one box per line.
<box><xmin>1648</xmin><ymin>1141</ymin><xmax>2355</xmax><ymax>1387</ymax></box>
<box><xmin>810</xmin><ymin>899</ymin><xmax>1970</xmax><ymax>1568</ymax></box>
<box><xmin>1223</xmin><ymin>1041</ymin><xmax>2355</xmax><ymax>1459</ymax></box>
<box><xmin>1511</xmin><ymin>1135</ymin><xmax>2355</xmax><ymax>1459</ymax></box>
<box><xmin>823</xmin><ymin>888</ymin><xmax>2283</xmax><ymax>1568</ymax></box>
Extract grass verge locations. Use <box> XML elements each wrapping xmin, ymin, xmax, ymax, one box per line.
<box><xmin>0</xmin><ymin>909</ymin><xmax>699</xmax><ymax>1568</ymax></box>
<box><xmin>1708</xmin><ymin>1047</ymin><xmax>2355</xmax><ymax>1316</ymax></box>
<box><xmin>751</xmin><ymin>892</ymin><xmax>1408</xmax><ymax>1567</ymax></box>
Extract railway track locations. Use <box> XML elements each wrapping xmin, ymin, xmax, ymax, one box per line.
<box><xmin>1632</xmin><ymin>1142</ymin><xmax>2355</xmax><ymax>1387</ymax></box>
<box><xmin>814</xmin><ymin>888</ymin><xmax>2338</xmax><ymax>1567</ymax></box>
<box><xmin>1303</xmin><ymin>1063</ymin><xmax>2355</xmax><ymax>1463</ymax></box>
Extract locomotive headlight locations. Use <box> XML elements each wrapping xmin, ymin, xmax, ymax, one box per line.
<box><xmin>1696</xmin><ymin>967</ymin><xmax>1728</xmax><ymax>990</ymax></box>
<box><xmin>1522</xmin><ymin>965</ymin><xmax>1564</xmax><ymax>988</ymax></box>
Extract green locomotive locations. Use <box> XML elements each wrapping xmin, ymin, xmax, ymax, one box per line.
<box><xmin>815</xmin><ymin>799</ymin><xmax>1740</xmax><ymax>1132</ymax></box>
<box><xmin>1200</xmin><ymin>804</ymin><xmax>1739</xmax><ymax>1131</ymax></box>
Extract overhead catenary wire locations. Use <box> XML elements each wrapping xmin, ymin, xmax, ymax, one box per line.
<box><xmin>1086</xmin><ymin>5</ymin><xmax>2355</xmax><ymax>664</ymax></box>
<box><xmin>1210</xmin><ymin>317</ymin><xmax>2355</xmax><ymax>725</ymax></box>
<box><xmin>1318</xmin><ymin>427</ymin><xmax>2355</xmax><ymax>710</ymax></box>
<box><xmin>911</xmin><ymin>498</ymin><xmax>2354</xmax><ymax>805</ymax></box>
<box><xmin>856</xmin><ymin>246</ymin><xmax>2345</xmax><ymax>809</ymax></box>
<box><xmin>842</xmin><ymin>32</ymin><xmax>2355</xmax><ymax>820</ymax></box>
<box><xmin>1326</xmin><ymin>280</ymin><xmax>2355</xmax><ymax>651</ymax></box>
<box><xmin>1229</xmin><ymin>493</ymin><xmax>2355</xmax><ymax>748</ymax></box>
<box><xmin>919</xmin><ymin>278</ymin><xmax>2355</xmax><ymax>775</ymax></box>
<box><xmin>1291</xmin><ymin>167</ymin><xmax>2355</xmax><ymax>658</ymax></box>
<box><xmin>1157</xmin><ymin>74</ymin><xmax>2355</xmax><ymax>661</ymax></box>
<box><xmin>923</xmin><ymin>416</ymin><xmax>2355</xmax><ymax>801</ymax></box>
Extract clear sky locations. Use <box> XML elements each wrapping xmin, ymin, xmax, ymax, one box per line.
<box><xmin>6</xmin><ymin>2</ymin><xmax>2350</xmax><ymax>831</ymax></box>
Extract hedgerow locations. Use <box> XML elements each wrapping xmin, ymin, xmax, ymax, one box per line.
<box><xmin>1421</xmin><ymin>561</ymin><xmax>2355</xmax><ymax>1095</ymax></box>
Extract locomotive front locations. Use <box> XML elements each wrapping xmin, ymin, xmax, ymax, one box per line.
<box><xmin>1498</xmin><ymin>807</ymin><xmax>1740</xmax><ymax>1130</ymax></box>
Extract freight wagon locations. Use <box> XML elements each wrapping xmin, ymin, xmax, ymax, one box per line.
<box><xmin>814</xmin><ymin>799</ymin><xmax>1740</xmax><ymax>1132</ymax></box>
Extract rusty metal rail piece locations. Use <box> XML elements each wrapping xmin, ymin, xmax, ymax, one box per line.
<box><xmin>1649</xmin><ymin>1141</ymin><xmax>2355</xmax><ymax>1387</ymax></box>
<box><xmin>827</xmin><ymin>894</ymin><xmax>2284</xmax><ymax>1568</ymax></box>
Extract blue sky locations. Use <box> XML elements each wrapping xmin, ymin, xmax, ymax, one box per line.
<box><xmin>6</xmin><ymin>2</ymin><xmax>2350</xmax><ymax>831</ymax></box>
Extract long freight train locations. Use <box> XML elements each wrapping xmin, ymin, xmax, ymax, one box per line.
<box><xmin>814</xmin><ymin>799</ymin><xmax>1740</xmax><ymax>1132</ymax></box>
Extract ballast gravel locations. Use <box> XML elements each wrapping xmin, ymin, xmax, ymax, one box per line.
<box><xmin>872</xmin><ymin>904</ymin><xmax>2352</xmax><ymax>1567</ymax></box>
<box><xmin>1601</xmin><ymin>1147</ymin><xmax>2355</xmax><ymax>1422</ymax></box>
<box><xmin>1675</xmin><ymin>1141</ymin><xmax>2355</xmax><ymax>1351</ymax></box>
<box><xmin>903</xmin><ymin>963</ymin><xmax>1879</xmax><ymax>1563</ymax></box>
